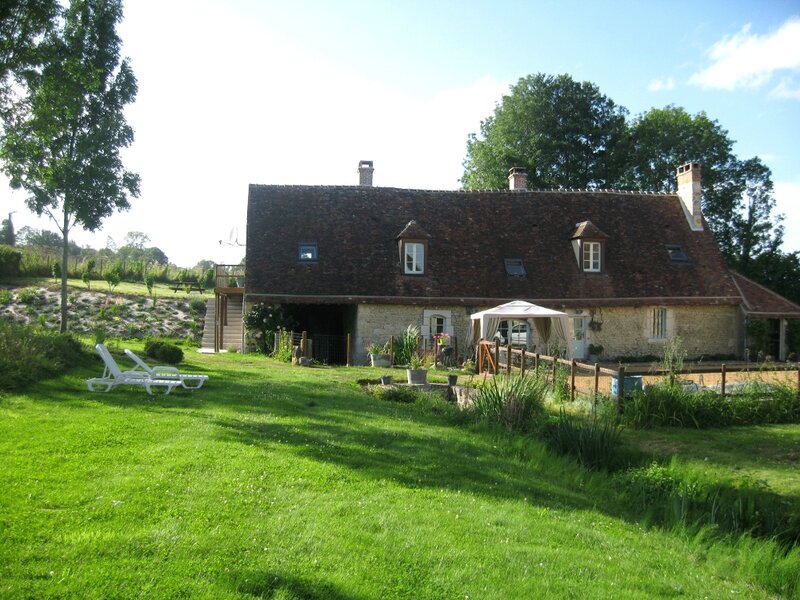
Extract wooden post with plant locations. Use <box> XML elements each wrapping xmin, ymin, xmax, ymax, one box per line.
<box><xmin>389</xmin><ymin>335</ymin><xmax>395</xmax><ymax>366</ymax></box>
<box><xmin>346</xmin><ymin>334</ymin><xmax>351</xmax><ymax>367</ymax></box>
<box><xmin>570</xmin><ymin>359</ymin><xmax>576</xmax><ymax>402</ymax></box>
<box><xmin>721</xmin><ymin>363</ymin><xmax>727</xmax><ymax>397</ymax></box>
<box><xmin>594</xmin><ymin>363</ymin><xmax>600</xmax><ymax>402</ymax></box>
<box><xmin>494</xmin><ymin>339</ymin><xmax>500</xmax><ymax>375</ymax></box>
<box><xmin>616</xmin><ymin>365</ymin><xmax>625</xmax><ymax>415</ymax></box>
<box><xmin>506</xmin><ymin>343</ymin><xmax>512</xmax><ymax>375</ymax></box>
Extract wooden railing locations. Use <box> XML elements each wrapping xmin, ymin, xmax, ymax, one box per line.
<box><xmin>215</xmin><ymin>264</ymin><xmax>245</xmax><ymax>291</ymax></box>
<box><xmin>477</xmin><ymin>339</ymin><xmax>800</xmax><ymax>412</ymax></box>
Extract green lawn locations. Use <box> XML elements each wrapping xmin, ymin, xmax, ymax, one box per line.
<box><xmin>1</xmin><ymin>349</ymin><xmax>798</xmax><ymax>599</ymax></box>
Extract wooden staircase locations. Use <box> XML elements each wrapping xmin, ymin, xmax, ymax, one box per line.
<box><xmin>201</xmin><ymin>296</ymin><xmax>244</xmax><ymax>352</ymax></box>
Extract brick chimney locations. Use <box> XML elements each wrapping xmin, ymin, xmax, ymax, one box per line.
<box><xmin>508</xmin><ymin>167</ymin><xmax>527</xmax><ymax>190</ymax></box>
<box><xmin>358</xmin><ymin>160</ymin><xmax>374</xmax><ymax>186</ymax></box>
<box><xmin>676</xmin><ymin>162</ymin><xmax>703</xmax><ymax>231</ymax></box>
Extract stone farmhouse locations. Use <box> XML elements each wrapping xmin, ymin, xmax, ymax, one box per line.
<box><xmin>243</xmin><ymin>161</ymin><xmax>800</xmax><ymax>365</ymax></box>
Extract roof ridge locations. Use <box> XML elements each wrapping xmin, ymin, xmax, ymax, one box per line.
<box><xmin>249</xmin><ymin>183</ymin><xmax>675</xmax><ymax>196</ymax></box>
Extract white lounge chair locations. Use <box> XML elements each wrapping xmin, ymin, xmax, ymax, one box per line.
<box><xmin>123</xmin><ymin>348</ymin><xmax>208</xmax><ymax>390</ymax></box>
<box><xmin>86</xmin><ymin>344</ymin><xmax>181</xmax><ymax>395</ymax></box>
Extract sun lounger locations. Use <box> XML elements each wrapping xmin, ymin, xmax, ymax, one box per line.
<box><xmin>86</xmin><ymin>344</ymin><xmax>181</xmax><ymax>395</ymax></box>
<box><xmin>124</xmin><ymin>348</ymin><xmax>208</xmax><ymax>390</ymax></box>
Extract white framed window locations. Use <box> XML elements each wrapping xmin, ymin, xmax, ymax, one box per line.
<box><xmin>650</xmin><ymin>307</ymin><xmax>668</xmax><ymax>340</ymax></box>
<box><xmin>582</xmin><ymin>241</ymin><xmax>601</xmax><ymax>272</ymax></box>
<box><xmin>404</xmin><ymin>242</ymin><xmax>425</xmax><ymax>274</ymax></box>
<box><xmin>430</xmin><ymin>314</ymin><xmax>445</xmax><ymax>335</ymax></box>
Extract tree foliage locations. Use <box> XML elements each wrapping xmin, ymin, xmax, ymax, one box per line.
<box><xmin>461</xmin><ymin>77</ymin><xmax>789</xmax><ymax>292</ymax></box>
<box><xmin>0</xmin><ymin>0</ymin><xmax>139</xmax><ymax>332</ymax></box>
<box><xmin>462</xmin><ymin>73</ymin><xmax>629</xmax><ymax>190</ymax></box>
<box><xmin>0</xmin><ymin>0</ymin><xmax>59</xmax><ymax>93</ymax></box>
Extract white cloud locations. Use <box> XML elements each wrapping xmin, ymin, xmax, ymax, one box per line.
<box><xmin>770</xmin><ymin>78</ymin><xmax>800</xmax><ymax>100</ymax></box>
<box><xmin>647</xmin><ymin>77</ymin><xmax>674</xmax><ymax>92</ymax></box>
<box><xmin>689</xmin><ymin>18</ymin><xmax>800</xmax><ymax>95</ymax></box>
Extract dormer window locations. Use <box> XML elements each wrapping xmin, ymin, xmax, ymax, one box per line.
<box><xmin>582</xmin><ymin>242</ymin><xmax>601</xmax><ymax>272</ymax></box>
<box><xmin>571</xmin><ymin>220</ymin><xmax>608</xmax><ymax>274</ymax></box>
<box><xmin>504</xmin><ymin>258</ymin><xmax>526</xmax><ymax>277</ymax></box>
<box><xmin>404</xmin><ymin>242</ymin><xmax>425</xmax><ymax>274</ymax></box>
<box><xmin>396</xmin><ymin>220</ymin><xmax>431</xmax><ymax>276</ymax></box>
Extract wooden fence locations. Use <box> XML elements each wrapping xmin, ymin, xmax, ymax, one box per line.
<box><xmin>477</xmin><ymin>339</ymin><xmax>800</xmax><ymax>411</ymax></box>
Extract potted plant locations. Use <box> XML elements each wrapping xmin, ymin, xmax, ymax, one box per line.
<box><xmin>367</xmin><ymin>342</ymin><xmax>391</xmax><ymax>367</ymax></box>
<box><xmin>406</xmin><ymin>353</ymin><xmax>428</xmax><ymax>385</ymax></box>
<box><xmin>588</xmin><ymin>343</ymin><xmax>604</xmax><ymax>363</ymax></box>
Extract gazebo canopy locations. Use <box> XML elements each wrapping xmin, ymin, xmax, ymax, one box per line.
<box><xmin>469</xmin><ymin>300</ymin><xmax>572</xmax><ymax>357</ymax></box>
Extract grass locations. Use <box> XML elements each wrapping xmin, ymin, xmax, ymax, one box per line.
<box><xmin>1</xmin><ymin>347</ymin><xmax>799</xmax><ymax>598</ymax></box>
<box><xmin>624</xmin><ymin>424</ymin><xmax>800</xmax><ymax>497</ymax></box>
<box><xmin>2</xmin><ymin>276</ymin><xmax>213</xmax><ymax>300</ymax></box>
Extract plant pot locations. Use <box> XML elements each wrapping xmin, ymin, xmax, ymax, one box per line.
<box><xmin>447</xmin><ymin>374</ymin><xmax>458</xmax><ymax>386</ymax></box>
<box><xmin>406</xmin><ymin>368</ymin><xmax>427</xmax><ymax>385</ymax></box>
<box><xmin>369</xmin><ymin>353</ymin><xmax>391</xmax><ymax>367</ymax></box>
<box><xmin>380</xmin><ymin>375</ymin><xmax>392</xmax><ymax>385</ymax></box>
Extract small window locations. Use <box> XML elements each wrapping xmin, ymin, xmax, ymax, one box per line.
<box><xmin>404</xmin><ymin>242</ymin><xmax>425</xmax><ymax>274</ymax></box>
<box><xmin>666</xmin><ymin>245</ymin><xmax>688</xmax><ymax>262</ymax></box>
<box><xmin>504</xmin><ymin>258</ymin><xmax>526</xmax><ymax>277</ymax></box>
<box><xmin>298</xmin><ymin>243</ymin><xmax>318</xmax><ymax>261</ymax></box>
<box><xmin>582</xmin><ymin>241</ymin><xmax>601</xmax><ymax>272</ymax></box>
<box><xmin>430</xmin><ymin>314</ymin><xmax>445</xmax><ymax>335</ymax></box>
<box><xmin>651</xmin><ymin>307</ymin><xmax>668</xmax><ymax>340</ymax></box>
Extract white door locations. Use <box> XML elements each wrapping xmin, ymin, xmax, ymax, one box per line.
<box><xmin>571</xmin><ymin>317</ymin><xmax>587</xmax><ymax>359</ymax></box>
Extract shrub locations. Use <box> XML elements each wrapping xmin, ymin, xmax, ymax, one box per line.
<box><xmin>16</xmin><ymin>287</ymin><xmax>42</xmax><ymax>305</ymax></box>
<box><xmin>543</xmin><ymin>410</ymin><xmax>624</xmax><ymax>471</ymax></box>
<box><xmin>271</xmin><ymin>330</ymin><xmax>294</xmax><ymax>362</ymax></box>
<box><xmin>0</xmin><ymin>245</ymin><xmax>22</xmax><ymax>276</ymax></box>
<box><xmin>243</xmin><ymin>303</ymin><xmax>296</xmax><ymax>354</ymax></box>
<box><xmin>368</xmin><ymin>384</ymin><xmax>421</xmax><ymax>403</ymax></box>
<box><xmin>0</xmin><ymin>321</ymin><xmax>87</xmax><ymax>391</ymax></box>
<box><xmin>144</xmin><ymin>339</ymin><xmax>184</xmax><ymax>364</ymax></box>
<box><xmin>0</xmin><ymin>289</ymin><xmax>12</xmax><ymax>305</ymax></box>
<box><xmin>471</xmin><ymin>373</ymin><xmax>547</xmax><ymax>432</ymax></box>
<box><xmin>189</xmin><ymin>298</ymin><xmax>206</xmax><ymax>315</ymax></box>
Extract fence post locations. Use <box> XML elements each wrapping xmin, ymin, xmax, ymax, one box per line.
<box><xmin>721</xmin><ymin>363</ymin><xmax>726</xmax><ymax>397</ymax></box>
<box><xmin>389</xmin><ymin>335</ymin><xmax>395</xmax><ymax>366</ymax></box>
<box><xmin>616</xmin><ymin>366</ymin><xmax>625</xmax><ymax>415</ymax></box>
<box><xmin>535</xmin><ymin>353</ymin><xmax>540</xmax><ymax>374</ymax></box>
<box><xmin>506</xmin><ymin>343</ymin><xmax>512</xmax><ymax>375</ymax></box>
<box><xmin>521</xmin><ymin>350</ymin><xmax>526</xmax><ymax>377</ymax></box>
<box><xmin>346</xmin><ymin>333</ymin><xmax>351</xmax><ymax>367</ymax></box>
<box><xmin>494</xmin><ymin>339</ymin><xmax>500</xmax><ymax>375</ymax></box>
<box><xmin>570</xmin><ymin>359</ymin><xmax>576</xmax><ymax>402</ymax></box>
<box><xmin>301</xmin><ymin>331</ymin><xmax>308</xmax><ymax>358</ymax></box>
<box><xmin>454</xmin><ymin>336</ymin><xmax>458</xmax><ymax>366</ymax></box>
<box><xmin>594</xmin><ymin>363</ymin><xmax>600</xmax><ymax>408</ymax></box>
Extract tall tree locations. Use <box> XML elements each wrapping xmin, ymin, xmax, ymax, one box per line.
<box><xmin>0</xmin><ymin>212</ymin><xmax>15</xmax><ymax>245</ymax></box>
<box><xmin>0</xmin><ymin>0</ymin><xmax>139</xmax><ymax>332</ymax></box>
<box><xmin>621</xmin><ymin>106</ymin><xmax>783</xmax><ymax>271</ymax></box>
<box><xmin>461</xmin><ymin>73</ymin><xmax>628</xmax><ymax>190</ymax></box>
<box><xmin>0</xmin><ymin>0</ymin><xmax>59</xmax><ymax>95</ymax></box>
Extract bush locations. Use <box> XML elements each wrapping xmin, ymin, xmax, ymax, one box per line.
<box><xmin>368</xmin><ymin>385</ymin><xmax>422</xmax><ymax>403</ymax></box>
<box><xmin>0</xmin><ymin>321</ymin><xmax>87</xmax><ymax>391</ymax></box>
<box><xmin>16</xmin><ymin>287</ymin><xmax>42</xmax><ymax>305</ymax></box>
<box><xmin>189</xmin><ymin>298</ymin><xmax>207</xmax><ymax>315</ymax></box>
<box><xmin>543</xmin><ymin>410</ymin><xmax>624</xmax><ymax>471</ymax></box>
<box><xmin>393</xmin><ymin>324</ymin><xmax>420</xmax><ymax>366</ymax></box>
<box><xmin>144</xmin><ymin>339</ymin><xmax>184</xmax><ymax>364</ymax></box>
<box><xmin>0</xmin><ymin>289</ymin><xmax>12</xmax><ymax>305</ymax></box>
<box><xmin>0</xmin><ymin>245</ymin><xmax>22</xmax><ymax>276</ymax></box>
<box><xmin>471</xmin><ymin>373</ymin><xmax>547</xmax><ymax>432</ymax></box>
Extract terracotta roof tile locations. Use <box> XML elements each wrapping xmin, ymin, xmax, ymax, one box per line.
<box><xmin>245</xmin><ymin>185</ymin><xmax>742</xmax><ymax>307</ymax></box>
<box><xmin>730</xmin><ymin>271</ymin><xmax>800</xmax><ymax>317</ymax></box>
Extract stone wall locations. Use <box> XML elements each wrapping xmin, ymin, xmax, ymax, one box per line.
<box><xmin>577</xmin><ymin>304</ymin><xmax>740</xmax><ymax>360</ymax></box>
<box><xmin>355</xmin><ymin>304</ymin><xmax>473</xmax><ymax>365</ymax></box>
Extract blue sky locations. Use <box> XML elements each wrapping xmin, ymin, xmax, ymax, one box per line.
<box><xmin>3</xmin><ymin>0</ymin><xmax>799</xmax><ymax>267</ymax></box>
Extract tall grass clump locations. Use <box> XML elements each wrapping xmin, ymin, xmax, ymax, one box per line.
<box><xmin>393</xmin><ymin>324</ymin><xmax>420</xmax><ymax>366</ymax></box>
<box><xmin>622</xmin><ymin>381</ymin><xmax>800</xmax><ymax>429</ymax></box>
<box><xmin>543</xmin><ymin>410</ymin><xmax>625</xmax><ymax>471</ymax></box>
<box><xmin>471</xmin><ymin>373</ymin><xmax>547</xmax><ymax>431</ymax></box>
<box><xmin>0</xmin><ymin>321</ymin><xmax>87</xmax><ymax>391</ymax></box>
<box><xmin>615</xmin><ymin>460</ymin><xmax>800</xmax><ymax>549</ymax></box>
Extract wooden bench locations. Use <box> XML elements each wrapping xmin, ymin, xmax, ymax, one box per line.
<box><xmin>171</xmin><ymin>280</ymin><xmax>206</xmax><ymax>293</ymax></box>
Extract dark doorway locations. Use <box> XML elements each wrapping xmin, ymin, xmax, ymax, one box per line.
<box><xmin>284</xmin><ymin>303</ymin><xmax>356</xmax><ymax>364</ymax></box>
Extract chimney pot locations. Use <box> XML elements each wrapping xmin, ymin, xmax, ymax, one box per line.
<box><xmin>508</xmin><ymin>167</ymin><xmax>527</xmax><ymax>190</ymax></box>
<box><xmin>358</xmin><ymin>160</ymin><xmax>374</xmax><ymax>186</ymax></box>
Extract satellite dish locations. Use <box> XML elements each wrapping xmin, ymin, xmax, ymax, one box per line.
<box><xmin>219</xmin><ymin>226</ymin><xmax>244</xmax><ymax>247</ymax></box>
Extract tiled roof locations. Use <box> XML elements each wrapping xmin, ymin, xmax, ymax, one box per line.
<box><xmin>571</xmin><ymin>220</ymin><xmax>609</xmax><ymax>239</ymax></box>
<box><xmin>730</xmin><ymin>271</ymin><xmax>800</xmax><ymax>317</ymax></box>
<box><xmin>245</xmin><ymin>185</ymin><xmax>742</xmax><ymax>308</ymax></box>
